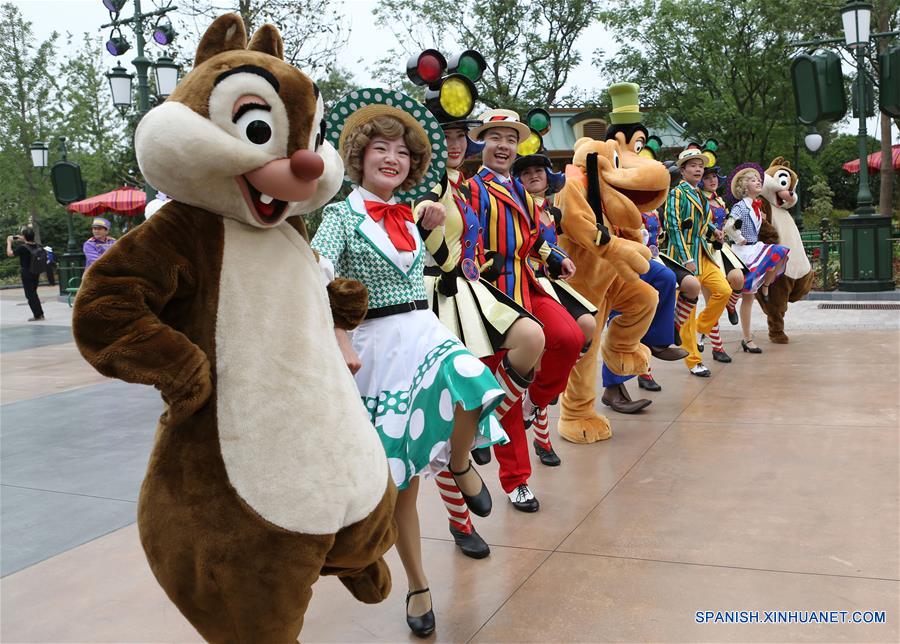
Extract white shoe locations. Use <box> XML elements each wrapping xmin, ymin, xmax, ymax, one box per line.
<box><xmin>507</xmin><ymin>484</ymin><xmax>539</xmax><ymax>512</ymax></box>
<box><xmin>690</xmin><ymin>364</ymin><xmax>711</xmax><ymax>378</ymax></box>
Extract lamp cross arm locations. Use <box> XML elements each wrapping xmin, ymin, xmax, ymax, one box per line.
<box><xmin>100</xmin><ymin>5</ymin><xmax>176</xmax><ymax>30</ymax></box>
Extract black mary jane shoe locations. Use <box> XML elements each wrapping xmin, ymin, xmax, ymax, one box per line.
<box><xmin>449</xmin><ymin>525</ymin><xmax>491</xmax><ymax>559</ymax></box>
<box><xmin>449</xmin><ymin>460</ymin><xmax>492</xmax><ymax>517</ymax></box>
<box><xmin>406</xmin><ymin>588</ymin><xmax>435</xmax><ymax>638</ymax></box>
<box><xmin>712</xmin><ymin>349</ymin><xmax>732</xmax><ymax>363</ymax></box>
<box><xmin>471</xmin><ymin>446</ymin><xmax>492</xmax><ymax>465</ymax></box>
<box><xmin>741</xmin><ymin>340</ymin><xmax>763</xmax><ymax>354</ymax></box>
<box><xmin>727</xmin><ymin>307</ymin><xmax>739</xmax><ymax>325</ymax></box>
<box><xmin>532</xmin><ymin>439</ymin><xmax>561</xmax><ymax>467</ymax></box>
<box><xmin>637</xmin><ymin>374</ymin><xmax>661</xmax><ymax>392</ymax></box>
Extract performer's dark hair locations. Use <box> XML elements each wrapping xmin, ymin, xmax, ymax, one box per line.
<box><xmin>604</xmin><ymin>123</ymin><xmax>648</xmax><ymax>142</ymax></box>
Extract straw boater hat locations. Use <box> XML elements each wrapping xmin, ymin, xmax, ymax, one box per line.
<box><xmin>675</xmin><ymin>148</ymin><xmax>707</xmax><ymax>168</ymax></box>
<box><xmin>468</xmin><ymin>108</ymin><xmax>531</xmax><ymax>141</ymax></box>
<box><xmin>726</xmin><ymin>162</ymin><xmax>765</xmax><ymax>203</ymax></box>
<box><xmin>326</xmin><ymin>88</ymin><xmax>447</xmax><ymax>201</ymax></box>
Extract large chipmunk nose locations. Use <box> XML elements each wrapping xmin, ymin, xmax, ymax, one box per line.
<box><xmin>290</xmin><ymin>149</ymin><xmax>324</xmax><ymax>181</ymax></box>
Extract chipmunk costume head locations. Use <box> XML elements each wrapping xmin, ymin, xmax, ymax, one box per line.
<box><xmin>73</xmin><ymin>14</ymin><xmax>396</xmax><ymax>642</ymax></box>
<box><xmin>554</xmin><ymin>82</ymin><xmax>669</xmax><ymax>444</ymax></box>
<box><xmin>756</xmin><ymin>156</ymin><xmax>814</xmax><ymax>343</ymax></box>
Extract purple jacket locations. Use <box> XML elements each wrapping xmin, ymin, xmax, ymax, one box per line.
<box><xmin>83</xmin><ymin>237</ymin><xmax>117</xmax><ymax>268</ymax></box>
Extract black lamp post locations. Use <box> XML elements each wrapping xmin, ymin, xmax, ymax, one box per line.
<box><xmin>836</xmin><ymin>0</ymin><xmax>895</xmax><ymax>291</ymax></box>
<box><xmin>29</xmin><ymin>137</ymin><xmax>86</xmax><ymax>295</ymax></box>
<box><xmin>101</xmin><ymin>0</ymin><xmax>179</xmax><ymax>204</ymax></box>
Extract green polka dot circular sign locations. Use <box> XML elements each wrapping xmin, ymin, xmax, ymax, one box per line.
<box><xmin>326</xmin><ymin>88</ymin><xmax>447</xmax><ymax>202</ymax></box>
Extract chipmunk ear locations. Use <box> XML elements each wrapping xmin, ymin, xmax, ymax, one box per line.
<box><xmin>194</xmin><ymin>13</ymin><xmax>248</xmax><ymax>67</ymax></box>
<box><xmin>248</xmin><ymin>24</ymin><xmax>284</xmax><ymax>60</ymax></box>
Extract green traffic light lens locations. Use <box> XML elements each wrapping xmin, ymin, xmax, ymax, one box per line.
<box><xmin>529</xmin><ymin>112</ymin><xmax>549</xmax><ymax>133</ymax></box>
<box><xmin>457</xmin><ymin>55</ymin><xmax>481</xmax><ymax>81</ymax></box>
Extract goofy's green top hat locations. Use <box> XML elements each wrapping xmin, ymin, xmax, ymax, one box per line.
<box><xmin>608</xmin><ymin>82</ymin><xmax>643</xmax><ymax>125</ymax></box>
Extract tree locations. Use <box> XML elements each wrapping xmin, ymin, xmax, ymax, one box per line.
<box><xmin>371</xmin><ymin>0</ymin><xmax>598</xmax><ymax>114</ymax></box>
<box><xmin>176</xmin><ymin>0</ymin><xmax>350</xmax><ymax>76</ymax></box>
<box><xmin>593</xmin><ymin>0</ymin><xmax>836</xmax><ymax>169</ymax></box>
<box><xmin>818</xmin><ymin>134</ymin><xmax>881</xmax><ymax>210</ymax></box>
<box><xmin>0</xmin><ymin>2</ymin><xmax>59</xmax><ymax>243</ymax></box>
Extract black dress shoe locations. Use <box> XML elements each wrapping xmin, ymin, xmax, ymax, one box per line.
<box><xmin>406</xmin><ymin>588</ymin><xmax>435</xmax><ymax>638</ymax></box>
<box><xmin>471</xmin><ymin>446</ymin><xmax>492</xmax><ymax>465</ymax></box>
<box><xmin>741</xmin><ymin>340</ymin><xmax>763</xmax><ymax>354</ymax></box>
<box><xmin>637</xmin><ymin>374</ymin><xmax>661</xmax><ymax>391</ymax></box>
<box><xmin>449</xmin><ymin>460</ymin><xmax>492</xmax><ymax>517</ymax></box>
<box><xmin>449</xmin><ymin>525</ymin><xmax>490</xmax><ymax>559</ymax></box>
<box><xmin>533</xmin><ymin>439</ymin><xmax>561</xmax><ymax>466</ymax></box>
<box><xmin>712</xmin><ymin>349</ymin><xmax>732</xmax><ymax>363</ymax></box>
<box><xmin>697</xmin><ymin>334</ymin><xmax>705</xmax><ymax>352</ymax></box>
<box><xmin>727</xmin><ymin>307</ymin><xmax>739</xmax><ymax>325</ymax></box>
<box><xmin>508</xmin><ymin>484</ymin><xmax>540</xmax><ymax>512</ymax></box>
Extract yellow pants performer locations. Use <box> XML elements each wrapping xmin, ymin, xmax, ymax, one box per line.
<box><xmin>679</xmin><ymin>254</ymin><xmax>730</xmax><ymax>368</ymax></box>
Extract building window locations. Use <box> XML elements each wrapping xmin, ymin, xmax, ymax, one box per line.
<box><xmin>573</xmin><ymin>118</ymin><xmax>606</xmax><ymax>141</ymax></box>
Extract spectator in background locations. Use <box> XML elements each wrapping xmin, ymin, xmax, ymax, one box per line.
<box><xmin>44</xmin><ymin>245</ymin><xmax>56</xmax><ymax>286</ymax></box>
<box><xmin>6</xmin><ymin>227</ymin><xmax>45</xmax><ymax>321</ymax></box>
<box><xmin>83</xmin><ymin>218</ymin><xmax>116</xmax><ymax>269</ymax></box>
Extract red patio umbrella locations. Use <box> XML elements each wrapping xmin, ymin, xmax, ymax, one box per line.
<box><xmin>66</xmin><ymin>186</ymin><xmax>147</xmax><ymax>217</ymax></box>
<box><xmin>842</xmin><ymin>144</ymin><xmax>900</xmax><ymax>174</ymax></box>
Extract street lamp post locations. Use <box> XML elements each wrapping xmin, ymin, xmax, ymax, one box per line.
<box><xmin>790</xmin><ymin>1</ymin><xmax>897</xmax><ymax>292</ymax></box>
<box><xmin>101</xmin><ymin>0</ymin><xmax>179</xmax><ymax>204</ymax></box>
<box><xmin>29</xmin><ymin>137</ymin><xmax>87</xmax><ymax>295</ymax></box>
<box><xmin>837</xmin><ymin>0</ymin><xmax>895</xmax><ymax>291</ymax></box>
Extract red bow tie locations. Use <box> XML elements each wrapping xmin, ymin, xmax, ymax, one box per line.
<box><xmin>365</xmin><ymin>201</ymin><xmax>415</xmax><ymax>252</ymax></box>
<box><xmin>751</xmin><ymin>199</ymin><xmax>763</xmax><ymax>218</ymax></box>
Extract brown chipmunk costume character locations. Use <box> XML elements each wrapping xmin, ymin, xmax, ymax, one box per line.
<box><xmin>555</xmin><ymin>127</ymin><xmax>670</xmax><ymax>443</ymax></box>
<box><xmin>756</xmin><ymin>156</ymin><xmax>814</xmax><ymax>343</ymax></box>
<box><xmin>72</xmin><ymin>14</ymin><xmax>396</xmax><ymax>642</ymax></box>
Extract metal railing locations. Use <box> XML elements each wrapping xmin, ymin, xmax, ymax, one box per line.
<box><xmin>800</xmin><ymin>218</ymin><xmax>844</xmax><ymax>291</ymax></box>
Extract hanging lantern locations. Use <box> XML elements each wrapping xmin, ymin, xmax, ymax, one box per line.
<box><xmin>406</xmin><ymin>49</ymin><xmax>447</xmax><ymax>88</ymax></box>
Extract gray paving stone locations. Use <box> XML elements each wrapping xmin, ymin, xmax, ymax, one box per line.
<box><xmin>0</xmin><ymin>485</ymin><xmax>136</xmax><ymax>576</ymax></box>
<box><xmin>0</xmin><ymin>325</ymin><xmax>75</xmax><ymax>353</ymax></box>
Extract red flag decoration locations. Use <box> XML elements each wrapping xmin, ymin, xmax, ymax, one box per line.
<box><xmin>842</xmin><ymin>144</ymin><xmax>900</xmax><ymax>174</ymax></box>
<box><xmin>66</xmin><ymin>186</ymin><xmax>147</xmax><ymax>217</ymax></box>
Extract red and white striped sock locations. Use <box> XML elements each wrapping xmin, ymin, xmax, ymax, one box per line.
<box><xmin>493</xmin><ymin>355</ymin><xmax>532</xmax><ymax>420</ymax></box>
<box><xmin>726</xmin><ymin>290</ymin><xmax>741</xmax><ymax>314</ymax></box>
<box><xmin>708</xmin><ymin>323</ymin><xmax>725</xmax><ymax>352</ymax></box>
<box><xmin>435</xmin><ymin>469</ymin><xmax>472</xmax><ymax>534</ymax></box>
<box><xmin>531</xmin><ymin>407</ymin><xmax>551</xmax><ymax>450</ymax></box>
<box><xmin>675</xmin><ymin>294</ymin><xmax>698</xmax><ymax>330</ymax></box>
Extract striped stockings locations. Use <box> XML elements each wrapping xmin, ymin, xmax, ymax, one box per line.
<box><xmin>707</xmin><ymin>323</ymin><xmax>725</xmax><ymax>352</ymax></box>
<box><xmin>435</xmin><ymin>469</ymin><xmax>472</xmax><ymax>534</ymax></box>
<box><xmin>675</xmin><ymin>294</ymin><xmax>698</xmax><ymax>330</ymax></box>
<box><xmin>726</xmin><ymin>290</ymin><xmax>741</xmax><ymax>316</ymax></box>
<box><xmin>492</xmin><ymin>355</ymin><xmax>532</xmax><ymax>420</ymax></box>
<box><xmin>531</xmin><ymin>407</ymin><xmax>551</xmax><ymax>450</ymax></box>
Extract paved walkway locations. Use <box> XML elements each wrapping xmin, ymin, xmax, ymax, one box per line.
<box><xmin>1</xmin><ymin>286</ymin><xmax>898</xmax><ymax>642</ymax></box>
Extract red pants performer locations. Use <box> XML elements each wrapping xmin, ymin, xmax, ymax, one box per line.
<box><xmin>482</xmin><ymin>289</ymin><xmax>584</xmax><ymax>508</ymax></box>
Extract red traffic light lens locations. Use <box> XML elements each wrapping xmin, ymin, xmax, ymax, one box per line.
<box><xmin>406</xmin><ymin>49</ymin><xmax>447</xmax><ymax>87</ymax></box>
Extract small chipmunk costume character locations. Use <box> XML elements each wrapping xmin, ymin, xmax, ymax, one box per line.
<box><xmin>555</xmin><ymin>91</ymin><xmax>670</xmax><ymax>442</ymax></box>
<box><xmin>757</xmin><ymin>156</ymin><xmax>814</xmax><ymax>343</ymax></box>
<box><xmin>72</xmin><ymin>14</ymin><xmax>396</xmax><ymax>642</ymax></box>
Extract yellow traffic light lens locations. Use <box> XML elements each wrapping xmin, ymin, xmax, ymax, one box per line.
<box><xmin>440</xmin><ymin>77</ymin><xmax>473</xmax><ymax>118</ymax></box>
<box><xmin>518</xmin><ymin>131</ymin><xmax>542</xmax><ymax>156</ymax></box>
<box><xmin>639</xmin><ymin>148</ymin><xmax>655</xmax><ymax>159</ymax></box>
<box><xmin>702</xmin><ymin>150</ymin><xmax>716</xmax><ymax>167</ymax></box>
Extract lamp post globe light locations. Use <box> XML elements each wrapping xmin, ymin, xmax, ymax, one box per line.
<box><xmin>803</xmin><ymin>128</ymin><xmax>823</xmax><ymax>154</ymax></box>
<box><xmin>29</xmin><ymin>141</ymin><xmax>49</xmax><ymax>169</ymax></box>
<box><xmin>101</xmin><ymin>0</ymin><xmax>179</xmax><ymax>203</ymax></box>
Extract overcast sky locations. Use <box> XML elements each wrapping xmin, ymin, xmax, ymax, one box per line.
<box><xmin>12</xmin><ymin>0</ymin><xmax>898</xmax><ymax>145</ymax></box>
